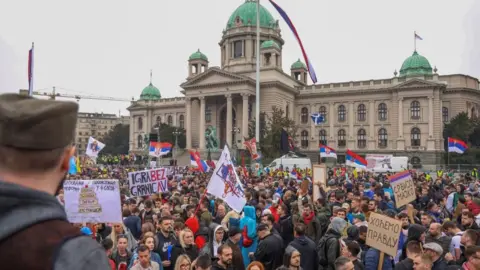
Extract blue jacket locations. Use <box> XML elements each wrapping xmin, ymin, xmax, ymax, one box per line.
<box><xmin>364</xmin><ymin>248</ymin><xmax>392</xmax><ymax>270</ymax></box>
<box><xmin>240</xmin><ymin>205</ymin><xmax>258</xmax><ymax>267</ymax></box>
<box><xmin>123</xmin><ymin>215</ymin><xmax>142</xmax><ymax>240</ymax></box>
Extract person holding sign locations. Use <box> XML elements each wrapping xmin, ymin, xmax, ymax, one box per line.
<box><xmin>0</xmin><ymin>94</ymin><xmax>111</xmax><ymax>269</ymax></box>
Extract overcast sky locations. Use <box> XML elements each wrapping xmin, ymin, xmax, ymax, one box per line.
<box><xmin>1</xmin><ymin>0</ymin><xmax>478</xmax><ymax>115</ymax></box>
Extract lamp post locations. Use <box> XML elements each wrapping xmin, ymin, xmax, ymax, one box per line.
<box><xmin>231</xmin><ymin>127</ymin><xmax>241</xmax><ymax>164</ymax></box>
<box><xmin>154</xmin><ymin>119</ymin><xmax>161</xmax><ymax>167</ymax></box>
<box><xmin>143</xmin><ymin>134</ymin><xmax>149</xmax><ymax>167</ymax></box>
<box><xmin>172</xmin><ymin>128</ymin><xmax>182</xmax><ymax>166</ymax></box>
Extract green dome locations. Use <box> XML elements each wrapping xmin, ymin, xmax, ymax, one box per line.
<box><xmin>261</xmin><ymin>40</ymin><xmax>280</xmax><ymax>49</ymax></box>
<box><xmin>140</xmin><ymin>83</ymin><xmax>161</xmax><ymax>100</ymax></box>
<box><xmin>291</xmin><ymin>59</ymin><xmax>306</xmax><ymax>70</ymax></box>
<box><xmin>226</xmin><ymin>0</ymin><xmax>277</xmax><ymax>29</ymax></box>
<box><xmin>189</xmin><ymin>49</ymin><xmax>208</xmax><ymax>61</ymax></box>
<box><xmin>399</xmin><ymin>51</ymin><xmax>433</xmax><ymax>76</ymax></box>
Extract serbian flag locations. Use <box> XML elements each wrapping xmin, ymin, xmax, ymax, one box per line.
<box><xmin>448</xmin><ymin>137</ymin><xmax>467</xmax><ymax>154</ymax></box>
<box><xmin>28</xmin><ymin>43</ymin><xmax>34</xmax><ymax>96</ymax></box>
<box><xmin>346</xmin><ymin>149</ymin><xmax>367</xmax><ymax>169</ymax></box>
<box><xmin>269</xmin><ymin>0</ymin><xmax>318</xmax><ymax>83</ymax></box>
<box><xmin>189</xmin><ymin>150</ymin><xmax>209</xmax><ymax>172</ymax></box>
<box><xmin>244</xmin><ymin>137</ymin><xmax>260</xmax><ymax>160</ymax></box>
<box><xmin>319</xmin><ymin>145</ymin><xmax>337</xmax><ymax>159</ymax></box>
<box><xmin>149</xmin><ymin>142</ymin><xmax>172</xmax><ymax>157</ymax></box>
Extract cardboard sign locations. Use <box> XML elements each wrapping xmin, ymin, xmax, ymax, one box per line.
<box><xmin>128</xmin><ymin>168</ymin><xmax>170</xmax><ymax>197</ymax></box>
<box><xmin>64</xmin><ymin>179</ymin><xmax>122</xmax><ymax>223</ymax></box>
<box><xmin>313</xmin><ymin>164</ymin><xmax>328</xmax><ymax>197</ymax></box>
<box><xmin>366</xmin><ymin>212</ymin><xmax>402</xmax><ymax>257</ymax></box>
<box><xmin>389</xmin><ymin>171</ymin><xmax>416</xmax><ymax>208</ymax></box>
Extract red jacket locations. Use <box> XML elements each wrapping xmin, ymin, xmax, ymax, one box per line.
<box><xmin>466</xmin><ymin>200</ymin><xmax>480</xmax><ymax>216</ymax></box>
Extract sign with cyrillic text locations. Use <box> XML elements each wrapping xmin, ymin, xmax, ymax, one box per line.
<box><xmin>366</xmin><ymin>212</ymin><xmax>402</xmax><ymax>257</ymax></box>
<box><xmin>128</xmin><ymin>168</ymin><xmax>170</xmax><ymax>197</ymax></box>
<box><xmin>64</xmin><ymin>179</ymin><xmax>122</xmax><ymax>223</ymax></box>
<box><xmin>389</xmin><ymin>170</ymin><xmax>416</xmax><ymax>208</ymax></box>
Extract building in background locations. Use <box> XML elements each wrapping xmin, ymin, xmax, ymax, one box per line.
<box><xmin>76</xmin><ymin>112</ymin><xmax>129</xmax><ymax>153</ymax></box>
<box><xmin>127</xmin><ymin>0</ymin><xmax>480</xmax><ymax>166</ymax></box>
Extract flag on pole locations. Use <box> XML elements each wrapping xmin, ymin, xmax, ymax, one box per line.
<box><xmin>414</xmin><ymin>32</ymin><xmax>423</xmax><ymax>40</ymax></box>
<box><xmin>346</xmin><ymin>149</ymin><xmax>368</xmax><ymax>169</ymax></box>
<box><xmin>448</xmin><ymin>137</ymin><xmax>467</xmax><ymax>154</ymax></box>
<box><xmin>268</xmin><ymin>0</ymin><xmax>318</xmax><ymax>83</ymax></box>
<box><xmin>319</xmin><ymin>145</ymin><xmax>337</xmax><ymax>159</ymax></box>
<box><xmin>310</xmin><ymin>113</ymin><xmax>325</xmax><ymax>125</ymax></box>
<box><xmin>28</xmin><ymin>43</ymin><xmax>34</xmax><ymax>96</ymax></box>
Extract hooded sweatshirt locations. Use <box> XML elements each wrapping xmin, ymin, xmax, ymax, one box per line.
<box><xmin>399</xmin><ymin>224</ymin><xmax>425</xmax><ymax>261</ymax></box>
<box><xmin>288</xmin><ymin>235</ymin><xmax>317</xmax><ymax>270</ymax></box>
<box><xmin>0</xmin><ymin>181</ymin><xmax>111</xmax><ymax>270</ymax></box>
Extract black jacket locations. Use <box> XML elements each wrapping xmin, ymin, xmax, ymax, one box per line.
<box><xmin>317</xmin><ymin>229</ymin><xmax>342</xmax><ymax>270</ymax></box>
<box><xmin>288</xmin><ymin>236</ymin><xmax>318</xmax><ymax>270</ymax></box>
<box><xmin>395</xmin><ymin>258</ymin><xmax>413</xmax><ymax>270</ymax></box>
<box><xmin>170</xmin><ymin>243</ymin><xmax>199</xmax><ymax>268</ymax></box>
<box><xmin>278</xmin><ymin>215</ymin><xmax>294</xmax><ymax>245</ymax></box>
<box><xmin>253</xmin><ymin>233</ymin><xmax>284</xmax><ymax>270</ymax></box>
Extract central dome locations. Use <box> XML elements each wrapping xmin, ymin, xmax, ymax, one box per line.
<box><xmin>140</xmin><ymin>83</ymin><xmax>161</xmax><ymax>100</ymax></box>
<box><xmin>399</xmin><ymin>51</ymin><xmax>433</xmax><ymax>77</ymax></box>
<box><xmin>226</xmin><ymin>0</ymin><xmax>277</xmax><ymax>29</ymax></box>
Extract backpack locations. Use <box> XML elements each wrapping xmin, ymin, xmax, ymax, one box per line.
<box><xmin>316</xmin><ymin>235</ymin><xmax>338</xmax><ymax>266</ymax></box>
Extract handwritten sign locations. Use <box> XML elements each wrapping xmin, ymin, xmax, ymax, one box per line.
<box><xmin>64</xmin><ymin>179</ymin><xmax>122</xmax><ymax>223</ymax></box>
<box><xmin>366</xmin><ymin>212</ymin><xmax>402</xmax><ymax>257</ymax></box>
<box><xmin>389</xmin><ymin>171</ymin><xmax>416</xmax><ymax>208</ymax></box>
<box><xmin>128</xmin><ymin>168</ymin><xmax>170</xmax><ymax>197</ymax></box>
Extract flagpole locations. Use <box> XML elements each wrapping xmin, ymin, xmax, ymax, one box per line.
<box><xmin>414</xmin><ymin>31</ymin><xmax>416</xmax><ymax>52</ymax></box>
<box><xmin>28</xmin><ymin>42</ymin><xmax>34</xmax><ymax>97</ymax></box>
<box><xmin>255</xmin><ymin>0</ymin><xmax>261</xmax><ymax>145</ymax></box>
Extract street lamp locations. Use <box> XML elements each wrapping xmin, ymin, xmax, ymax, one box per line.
<box><xmin>172</xmin><ymin>129</ymin><xmax>183</xmax><ymax>165</ymax></box>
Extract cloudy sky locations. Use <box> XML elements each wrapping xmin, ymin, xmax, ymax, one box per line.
<box><xmin>1</xmin><ymin>0</ymin><xmax>478</xmax><ymax>115</ymax></box>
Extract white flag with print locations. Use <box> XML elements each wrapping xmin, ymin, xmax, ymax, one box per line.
<box><xmin>85</xmin><ymin>137</ymin><xmax>105</xmax><ymax>158</ymax></box>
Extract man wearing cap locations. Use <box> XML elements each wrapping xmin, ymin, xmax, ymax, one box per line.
<box><xmin>0</xmin><ymin>94</ymin><xmax>110</xmax><ymax>269</ymax></box>
<box><xmin>423</xmin><ymin>242</ymin><xmax>447</xmax><ymax>270</ymax></box>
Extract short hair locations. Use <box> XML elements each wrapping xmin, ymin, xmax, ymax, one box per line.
<box><xmin>217</xmin><ymin>244</ymin><xmax>232</xmax><ymax>255</ymax></box>
<box><xmin>420</xmin><ymin>253</ymin><xmax>433</xmax><ymax>266</ymax></box>
<box><xmin>464</xmin><ymin>246</ymin><xmax>480</xmax><ymax>259</ymax></box>
<box><xmin>144</xmin><ymin>200</ymin><xmax>153</xmax><ymax>208</ymax></box>
<box><xmin>137</xmin><ymin>244</ymin><xmax>149</xmax><ymax>253</ymax></box>
<box><xmin>406</xmin><ymin>240</ymin><xmax>422</xmax><ymax>255</ymax></box>
<box><xmin>334</xmin><ymin>256</ymin><xmax>351</xmax><ymax>269</ymax></box>
<box><xmin>0</xmin><ymin>146</ymin><xmax>68</xmax><ymax>173</ymax></box>
<box><xmin>397</xmin><ymin>212</ymin><xmax>409</xmax><ymax>219</ymax></box>
<box><xmin>463</xmin><ymin>211</ymin><xmax>475</xmax><ymax>219</ymax></box>
<box><xmin>101</xmin><ymin>238</ymin><xmax>113</xmax><ymax>250</ymax></box>
<box><xmin>346</xmin><ymin>241</ymin><xmax>361</xmax><ymax>257</ymax></box>
<box><xmin>294</xmin><ymin>223</ymin><xmax>306</xmax><ymax>236</ymax></box>
<box><xmin>464</xmin><ymin>229</ymin><xmax>478</xmax><ymax>243</ymax></box>
<box><xmin>196</xmin><ymin>254</ymin><xmax>211</xmax><ymax>268</ymax></box>
<box><xmin>358</xmin><ymin>225</ymin><xmax>368</xmax><ymax>234</ymax></box>
<box><xmin>442</xmin><ymin>221</ymin><xmax>457</xmax><ymax>231</ymax></box>
<box><xmin>174</xmin><ymin>221</ymin><xmax>185</xmax><ymax>231</ymax></box>
<box><xmin>159</xmin><ymin>215</ymin><xmax>173</xmax><ymax>224</ymax></box>
<box><xmin>262</xmin><ymin>214</ymin><xmax>275</xmax><ymax>223</ymax></box>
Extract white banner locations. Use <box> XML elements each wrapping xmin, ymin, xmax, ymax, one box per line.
<box><xmin>128</xmin><ymin>167</ymin><xmax>170</xmax><ymax>197</ymax></box>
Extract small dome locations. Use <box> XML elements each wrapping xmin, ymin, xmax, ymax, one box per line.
<box><xmin>189</xmin><ymin>49</ymin><xmax>208</xmax><ymax>61</ymax></box>
<box><xmin>226</xmin><ymin>0</ymin><xmax>277</xmax><ymax>30</ymax></box>
<box><xmin>399</xmin><ymin>51</ymin><xmax>433</xmax><ymax>77</ymax></box>
<box><xmin>140</xmin><ymin>83</ymin><xmax>161</xmax><ymax>100</ymax></box>
<box><xmin>261</xmin><ymin>40</ymin><xmax>280</xmax><ymax>50</ymax></box>
<box><xmin>291</xmin><ymin>59</ymin><xmax>306</xmax><ymax>70</ymax></box>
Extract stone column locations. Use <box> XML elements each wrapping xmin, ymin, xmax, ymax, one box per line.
<box><xmin>398</xmin><ymin>98</ymin><xmax>404</xmax><ymax>137</ymax></box>
<box><xmin>185</xmin><ymin>97</ymin><xmax>192</xmax><ymax>149</ymax></box>
<box><xmin>329</xmin><ymin>102</ymin><xmax>335</xmax><ymax>139</ymax></box>
<box><xmin>129</xmin><ymin>113</ymin><xmax>134</xmax><ymax>151</ymax></box>
<box><xmin>369</xmin><ymin>101</ymin><xmax>375</xmax><ymax>137</ymax></box>
<box><xmin>348</xmin><ymin>102</ymin><xmax>354</xmax><ymax>138</ymax></box>
<box><xmin>242</xmin><ymin>94</ymin><xmax>249</xmax><ymax>143</ymax></box>
<box><xmin>226</xmin><ymin>94</ymin><xmax>233</xmax><ymax>146</ymax></box>
<box><xmin>199</xmin><ymin>97</ymin><xmax>206</xmax><ymax>149</ymax></box>
<box><xmin>310</xmin><ymin>103</ymin><xmax>316</xmax><ymax>148</ymax></box>
<box><xmin>428</xmin><ymin>96</ymin><xmax>434</xmax><ymax>137</ymax></box>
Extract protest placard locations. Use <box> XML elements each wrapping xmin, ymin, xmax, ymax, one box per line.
<box><xmin>389</xmin><ymin>170</ymin><xmax>416</xmax><ymax>208</ymax></box>
<box><xmin>64</xmin><ymin>179</ymin><xmax>122</xmax><ymax>223</ymax></box>
<box><xmin>128</xmin><ymin>167</ymin><xmax>170</xmax><ymax>197</ymax></box>
<box><xmin>366</xmin><ymin>212</ymin><xmax>402</xmax><ymax>257</ymax></box>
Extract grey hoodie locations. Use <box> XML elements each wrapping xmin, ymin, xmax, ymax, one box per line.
<box><xmin>0</xmin><ymin>181</ymin><xmax>111</xmax><ymax>270</ymax></box>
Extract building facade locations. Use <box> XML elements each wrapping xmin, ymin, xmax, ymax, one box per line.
<box><xmin>127</xmin><ymin>0</ymin><xmax>480</xmax><ymax>165</ymax></box>
<box><xmin>76</xmin><ymin>112</ymin><xmax>129</xmax><ymax>153</ymax></box>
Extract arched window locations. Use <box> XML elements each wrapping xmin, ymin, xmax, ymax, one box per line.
<box><xmin>319</xmin><ymin>106</ymin><xmax>327</xmax><ymax>120</ymax></box>
<box><xmin>357</xmin><ymin>104</ymin><xmax>366</xmax><ymax>122</ymax></box>
<box><xmin>338</xmin><ymin>105</ymin><xmax>346</xmax><ymax>122</ymax></box>
<box><xmin>357</xmin><ymin>128</ymin><xmax>367</xmax><ymax>148</ymax></box>
<box><xmin>338</xmin><ymin>129</ymin><xmax>346</xmax><ymax>147</ymax></box>
<box><xmin>411</xmin><ymin>127</ymin><xmax>421</xmax><ymax>146</ymax></box>
<box><xmin>410</xmin><ymin>101</ymin><xmax>421</xmax><ymax>119</ymax></box>
<box><xmin>319</xmin><ymin>129</ymin><xmax>327</xmax><ymax>145</ymax></box>
<box><xmin>167</xmin><ymin>115</ymin><xmax>173</xmax><ymax>126</ymax></box>
<box><xmin>138</xmin><ymin>117</ymin><xmax>143</xmax><ymax>131</ymax></box>
<box><xmin>301</xmin><ymin>130</ymin><xmax>309</xmax><ymax>148</ymax></box>
<box><xmin>137</xmin><ymin>134</ymin><xmax>143</xmax><ymax>149</ymax></box>
<box><xmin>378</xmin><ymin>103</ymin><xmax>387</xmax><ymax>121</ymax></box>
<box><xmin>286</xmin><ymin>104</ymin><xmax>289</xmax><ymax>119</ymax></box>
<box><xmin>301</xmin><ymin>107</ymin><xmax>309</xmax><ymax>123</ymax></box>
<box><xmin>378</xmin><ymin>128</ymin><xmax>388</xmax><ymax>148</ymax></box>
<box><xmin>411</xmin><ymin>156</ymin><xmax>422</xmax><ymax>169</ymax></box>
<box><xmin>179</xmin><ymin>115</ymin><xmax>185</xmax><ymax>128</ymax></box>
<box><xmin>442</xmin><ymin>107</ymin><xmax>449</xmax><ymax>123</ymax></box>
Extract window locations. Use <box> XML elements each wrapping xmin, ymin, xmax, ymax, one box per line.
<box><xmin>138</xmin><ymin>117</ymin><xmax>143</xmax><ymax>131</ymax></box>
<box><xmin>137</xmin><ymin>134</ymin><xmax>143</xmax><ymax>149</ymax></box>
<box><xmin>411</xmin><ymin>127</ymin><xmax>421</xmax><ymax>146</ymax></box>
<box><xmin>167</xmin><ymin>115</ymin><xmax>173</xmax><ymax>126</ymax></box>
<box><xmin>301</xmin><ymin>130</ymin><xmax>309</xmax><ymax>148</ymax></box>
<box><xmin>338</xmin><ymin>129</ymin><xmax>346</xmax><ymax>147</ymax></box>
<box><xmin>442</xmin><ymin>107</ymin><xmax>449</xmax><ymax>122</ymax></box>
<box><xmin>301</xmin><ymin>107</ymin><xmax>309</xmax><ymax>123</ymax></box>
<box><xmin>357</xmin><ymin>129</ymin><xmax>367</xmax><ymax>148</ymax></box>
<box><xmin>411</xmin><ymin>156</ymin><xmax>421</xmax><ymax>169</ymax></box>
<box><xmin>378</xmin><ymin>103</ymin><xmax>387</xmax><ymax>121</ymax></box>
<box><xmin>156</xmin><ymin>116</ymin><xmax>161</xmax><ymax>125</ymax></box>
<box><xmin>179</xmin><ymin>115</ymin><xmax>185</xmax><ymax>128</ymax></box>
<box><xmin>79</xmin><ymin>132</ymin><xmax>83</xmax><ymax>135</ymax></box>
<box><xmin>319</xmin><ymin>106</ymin><xmax>327</xmax><ymax>120</ymax></box>
<box><xmin>286</xmin><ymin>104</ymin><xmax>289</xmax><ymax>119</ymax></box>
<box><xmin>357</xmin><ymin>104</ymin><xmax>366</xmax><ymax>122</ymax></box>
<box><xmin>319</xmin><ymin>129</ymin><xmax>327</xmax><ymax>145</ymax></box>
<box><xmin>338</xmin><ymin>105</ymin><xmax>346</xmax><ymax>122</ymax></box>
<box><xmin>410</xmin><ymin>101</ymin><xmax>420</xmax><ymax>119</ymax></box>
<box><xmin>233</xmin><ymin>40</ymin><xmax>244</xmax><ymax>58</ymax></box>
<box><xmin>378</xmin><ymin>128</ymin><xmax>388</xmax><ymax>148</ymax></box>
